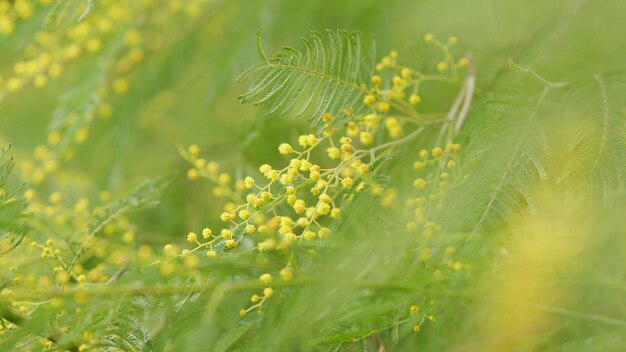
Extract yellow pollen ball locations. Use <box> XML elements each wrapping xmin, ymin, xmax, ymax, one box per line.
<box><xmin>74</xmin><ymin>128</ymin><xmax>89</xmax><ymax>144</ymax></box>
<box><xmin>221</xmin><ymin>229</ymin><xmax>233</xmax><ymax>239</ymax></box>
<box><xmin>359</xmin><ymin>131</ymin><xmax>374</xmax><ymax>145</ymax></box>
<box><xmin>244</xmin><ymin>176</ymin><xmax>255</xmax><ymax>189</ymax></box>
<box><xmin>49</xmin><ymin>192</ymin><xmax>62</xmax><ymax>204</ymax></box>
<box><xmin>303</xmin><ymin>230</ymin><xmax>316</xmax><ymax>240</ymax></box>
<box><xmin>326</xmin><ymin>146</ymin><xmax>340</xmax><ymax>159</ymax></box>
<box><xmin>7</xmin><ymin>78</ymin><xmax>22</xmax><ymax>92</ymax></box>
<box><xmin>47</xmin><ymin>131</ymin><xmax>62</xmax><ymax>146</ymax></box>
<box><xmin>112</xmin><ymin>79</ymin><xmax>129</xmax><ymax>94</ymax></box>
<box><xmin>318</xmin><ymin>227</ymin><xmax>331</xmax><ymax>238</ymax></box>
<box><xmin>409</xmin><ymin>94</ymin><xmax>422</xmax><ymax>106</ymax></box>
<box><xmin>34</xmin><ymin>75</ymin><xmax>48</xmax><ymax>88</ymax></box>
<box><xmin>432</xmin><ymin>147</ymin><xmax>443</xmax><ymax>158</ymax></box>
<box><xmin>377</xmin><ymin>101</ymin><xmax>390</xmax><ymax>113</ymax></box>
<box><xmin>187</xmin><ymin>168</ymin><xmax>199</xmax><ymax>180</ymax></box>
<box><xmin>363</xmin><ymin>94</ymin><xmax>376</xmax><ymax>106</ymax></box>
<box><xmin>278</xmin><ymin>143</ymin><xmax>294</xmax><ymax>155</ymax></box>
<box><xmin>0</xmin><ymin>14</ymin><xmax>16</xmax><ymax>35</ymax></box>
<box><xmin>86</xmin><ymin>38</ymin><xmax>103</xmax><ymax>53</ymax></box>
<box><xmin>124</xmin><ymin>30</ymin><xmax>141</xmax><ymax>47</ymax></box>
<box><xmin>98</xmin><ymin>103</ymin><xmax>113</xmax><ymax>119</ymax></box>
<box><xmin>259</xmin><ymin>273</ymin><xmax>272</xmax><ymax>285</ymax></box>
<box><xmin>342</xmin><ymin>177</ymin><xmax>354</xmax><ymax>189</ymax></box>
<box><xmin>280</xmin><ymin>267</ymin><xmax>293</xmax><ymax>281</ymax></box>
<box><xmin>49</xmin><ymin>64</ymin><xmax>63</xmax><ymax>78</ymax></box>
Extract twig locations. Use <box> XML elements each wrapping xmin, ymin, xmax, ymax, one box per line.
<box><xmin>435</xmin><ymin>57</ymin><xmax>476</xmax><ymax>146</ymax></box>
<box><xmin>454</xmin><ymin>54</ymin><xmax>476</xmax><ymax>134</ymax></box>
<box><xmin>507</xmin><ymin>58</ymin><xmax>567</xmax><ymax>89</ymax></box>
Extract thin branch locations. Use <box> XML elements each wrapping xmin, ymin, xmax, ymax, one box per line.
<box><xmin>454</xmin><ymin>54</ymin><xmax>476</xmax><ymax>134</ymax></box>
<box><xmin>507</xmin><ymin>58</ymin><xmax>567</xmax><ymax>89</ymax></box>
<box><xmin>590</xmin><ymin>74</ymin><xmax>610</xmax><ymax>173</ymax></box>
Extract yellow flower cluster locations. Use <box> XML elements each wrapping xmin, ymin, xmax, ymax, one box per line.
<box><xmin>0</xmin><ymin>183</ymin><xmax>172</xmax><ymax>352</ymax></box>
<box><xmin>180</xmin><ymin>121</ymin><xmax>365</xmax><ymax>256</ymax></box>
<box><xmin>1</xmin><ymin>0</ymin><xmax>210</xmax><ymax>98</ymax></box>
<box><xmin>24</xmin><ymin>189</ymin><xmax>149</xmax><ymax>277</ymax></box>
<box><xmin>6</xmin><ymin>0</ymin><xmax>214</xmax><ymax>188</ymax></box>
<box><xmin>240</xmin><ymin>273</ymin><xmax>275</xmax><ymax>316</ymax></box>
<box><xmin>176</xmin><ymin>36</ymin><xmax>471</xmax><ymax>317</ymax></box>
<box><xmin>406</xmin><ymin>143</ymin><xmax>464</xmax><ymax>237</ymax></box>
<box><xmin>0</xmin><ymin>187</ymin><xmax>160</xmax><ymax>348</ymax></box>
<box><xmin>401</xmin><ymin>142</ymin><xmax>469</xmax><ymax>284</ymax></box>
<box><xmin>407</xmin><ymin>303</ymin><xmax>437</xmax><ymax>333</ymax></box>
<box><xmin>358</xmin><ymin>35</ymin><xmax>470</xmax><ymax>143</ymax></box>
<box><xmin>0</xmin><ymin>0</ymin><xmax>40</xmax><ymax>36</ymax></box>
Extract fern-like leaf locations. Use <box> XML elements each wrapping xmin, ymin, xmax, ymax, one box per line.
<box><xmin>0</xmin><ymin>144</ymin><xmax>27</xmax><ymax>256</ymax></box>
<box><xmin>238</xmin><ymin>30</ymin><xmax>374</xmax><ymax>126</ymax></box>
<box><xmin>66</xmin><ymin>174</ymin><xmax>172</xmax><ymax>272</ymax></box>
<box><xmin>562</xmin><ymin>74</ymin><xmax>626</xmax><ymax>203</ymax></box>
<box><xmin>103</xmin><ymin>312</ymin><xmax>153</xmax><ymax>352</ymax></box>
<box><xmin>439</xmin><ymin>84</ymin><xmax>553</xmax><ymax>236</ymax></box>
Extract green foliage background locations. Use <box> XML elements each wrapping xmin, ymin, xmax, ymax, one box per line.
<box><xmin>1</xmin><ymin>0</ymin><xmax>625</xmax><ymax>351</ymax></box>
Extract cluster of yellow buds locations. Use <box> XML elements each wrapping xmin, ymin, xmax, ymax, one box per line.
<box><xmin>178</xmin><ymin>35</ymin><xmax>470</xmax><ymax>317</ymax></box>
<box><xmin>6</xmin><ymin>0</ymin><xmax>217</xmax><ymax>191</ymax></box>
<box><xmin>407</xmin><ymin>304</ymin><xmax>437</xmax><ymax>333</ymax></box>
<box><xmin>1</xmin><ymin>139</ymin><xmax>163</xmax><ymax>349</ymax></box>
<box><xmin>399</xmin><ymin>142</ymin><xmax>469</xmax><ymax>293</ymax></box>
<box><xmin>353</xmin><ymin>35</ymin><xmax>470</xmax><ymax>145</ymax></box>
<box><xmin>180</xmin><ymin>121</ymin><xmax>369</xmax><ymax>257</ymax></box>
<box><xmin>240</xmin><ymin>273</ymin><xmax>275</xmax><ymax>316</ymax></box>
<box><xmin>0</xmin><ymin>0</ymin><xmax>37</xmax><ymax>34</ymax></box>
<box><xmin>406</xmin><ymin>143</ymin><xmax>464</xmax><ymax>238</ymax></box>
<box><xmin>11</xmin><ymin>185</ymin><xmax>149</xmax><ymax>296</ymax></box>
<box><xmin>0</xmin><ymin>0</ymin><xmax>211</xmax><ymax>99</ymax></box>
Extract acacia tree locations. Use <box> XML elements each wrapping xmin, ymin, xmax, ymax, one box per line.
<box><xmin>1</xmin><ymin>1</ymin><xmax>625</xmax><ymax>351</ymax></box>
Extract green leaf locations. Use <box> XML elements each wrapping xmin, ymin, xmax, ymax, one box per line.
<box><xmin>0</xmin><ymin>144</ymin><xmax>27</xmax><ymax>256</ymax></box>
<box><xmin>238</xmin><ymin>30</ymin><xmax>374</xmax><ymax>126</ymax></box>
<box><xmin>212</xmin><ymin>315</ymin><xmax>260</xmax><ymax>352</ymax></box>
<box><xmin>66</xmin><ymin>174</ymin><xmax>173</xmax><ymax>271</ymax></box>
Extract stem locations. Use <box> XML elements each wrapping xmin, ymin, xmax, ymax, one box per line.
<box><xmin>507</xmin><ymin>58</ymin><xmax>567</xmax><ymax>89</ymax></box>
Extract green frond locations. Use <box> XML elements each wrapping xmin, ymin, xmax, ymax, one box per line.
<box><xmin>212</xmin><ymin>315</ymin><xmax>260</xmax><ymax>352</ymax></box>
<box><xmin>66</xmin><ymin>174</ymin><xmax>172</xmax><ymax>271</ymax></box>
<box><xmin>48</xmin><ymin>41</ymin><xmax>125</xmax><ymax>154</ymax></box>
<box><xmin>86</xmin><ymin>174</ymin><xmax>172</xmax><ymax>236</ymax></box>
<box><xmin>467</xmin><ymin>101</ymin><xmax>549</xmax><ymax>235</ymax></box>
<box><xmin>561</xmin><ymin>74</ymin><xmax>626</xmax><ymax>203</ymax></box>
<box><xmin>0</xmin><ymin>145</ymin><xmax>27</xmax><ymax>257</ymax></box>
<box><xmin>103</xmin><ymin>312</ymin><xmax>153</xmax><ymax>351</ymax></box>
<box><xmin>238</xmin><ymin>30</ymin><xmax>374</xmax><ymax>126</ymax></box>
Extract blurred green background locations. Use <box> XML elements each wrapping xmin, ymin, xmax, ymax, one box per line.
<box><xmin>1</xmin><ymin>0</ymin><xmax>625</xmax><ymax>350</ymax></box>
